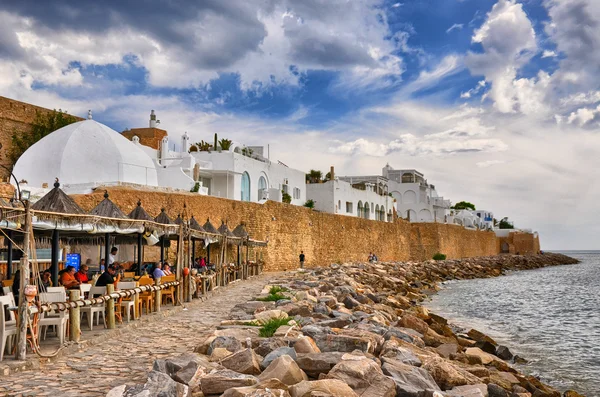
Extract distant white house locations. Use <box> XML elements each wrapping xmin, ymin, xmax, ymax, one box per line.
<box><xmin>306</xmin><ymin>168</ymin><xmax>395</xmax><ymax>221</ymax></box>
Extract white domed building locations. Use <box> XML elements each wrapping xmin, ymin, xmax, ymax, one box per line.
<box><xmin>13</xmin><ymin>111</ymin><xmax>159</xmax><ymax>193</ymax></box>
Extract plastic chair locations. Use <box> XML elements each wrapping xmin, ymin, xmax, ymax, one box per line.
<box><xmin>79</xmin><ymin>284</ymin><xmax>92</xmax><ymax>299</ymax></box>
<box><xmin>2</xmin><ymin>287</ymin><xmax>9</xmax><ymax>296</ymax></box>
<box><xmin>80</xmin><ymin>286</ymin><xmax>106</xmax><ymax>330</ymax></box>
<box><xmin>46</xmin><ymin>287</ymin><xmax>66</xmax><ymax>294</ymax></box>
<box><xmin>38</xmin><ymin>292</ymin><xmax>68</xmax><ymax>345</ymax></box>
<box><xmin>116</xmin><ymin>282</ymin><xmax>136</xmax><ymax>322</ymax></box>
<box><xmin>0</xmin><ymin>296</ymin><xmax>17</xmax><ymax>361</ymax></box>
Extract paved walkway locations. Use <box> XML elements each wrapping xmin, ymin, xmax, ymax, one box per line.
<box><xmin>0</xmin><ymin>274</ymin><xmax>276</xmax><ymax>397</ymax></box>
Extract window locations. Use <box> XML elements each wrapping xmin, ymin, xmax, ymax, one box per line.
<box><xmin>241</xmin><ymin>172</ymin><xmax>251</xmax><ymax>201</ymax></box>
<box><xmin>258</xmin><ymin>175</ymin><xmax>267</xmax><ymax>194</ymax></box>
<box><xmin>346</xmin><ymin>202</ymin><xmax>353</xmax><ymax>213</ymax></box>
<box><xmin>293</xmin><ymin>187</ymin><xmax>301</xmax><ymax>200</ymax></box>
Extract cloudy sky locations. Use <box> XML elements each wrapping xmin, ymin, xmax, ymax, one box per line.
<box><xmin>0</xmin><ymin>0</ymin><xmax>598</xmax><ymax>249</ymax></box>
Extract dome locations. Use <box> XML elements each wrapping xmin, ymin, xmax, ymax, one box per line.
<box><xmin>14</xmin><ymin>119</ymin><xmax>159</xmax><ymax>188</ymax></box>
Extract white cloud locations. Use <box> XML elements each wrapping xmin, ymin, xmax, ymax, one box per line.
<box><xmin>460</xmin><ymin>80</ymin><xmax>486</xmax><ymax>99</ymax></box>
<box><xmin>542</xmin><ymin>50</ymin><xmax>557</xmax><ymax>58</ymax></box>
<box><xmin>566</xmin><ymin>104</ymin><xmax>600</xmax><ymax>126</ymax></box>
<box><xmin>476</xmin><ymin>160</ymin><xmax>505</xmax><ymax>168</ymax></box>
<box><xmin>446</xmin><ymin>23</ymin><xmax>464</xmax><ymax>33</ymax></box>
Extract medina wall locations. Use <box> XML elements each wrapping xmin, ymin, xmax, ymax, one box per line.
<box><xmin>71</xmin><ymin>187</ymin><xmax>500</xmax><ymax>271</ymax></box>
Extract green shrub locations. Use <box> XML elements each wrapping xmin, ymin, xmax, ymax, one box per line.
<box><xmin>282</xmin><ymin>192</ymin><xmax>292</xmax><ymax>204</ymax></box>
<box><xmin>269</xmin><ymin>285</ymin><xmax>288</xmax><ymax>294</ymax></box>
<box><xmin>433</xmin><ymin>253</ymin><xmax>447</xmax><ymax>261</ymax></box>
<box><xmin>190</xmin><ymin>182</ymin><xmax>200</xmax><ymax>192</ymax></box>
<box><xmin>258</xmin><ymin>317</ymin><xmax>292</xmax><ymax>337</ymax></box>
<box><xmin>304</xmin><ymin>199</ymin><xmax>315</xmax><ymax>209</ymax></box>
<box><xmin>256</xmin><ymin>293</ymin><xmax>287</xmax><ymax>302</ymax></box>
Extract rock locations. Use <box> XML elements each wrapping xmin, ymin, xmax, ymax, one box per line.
<box><xmin>423</xmin><ymin>328</ymin><xmax>457</xmax><ymax>348</ymax></box>
<box><xmin>220</xmin><ymin>348</ymin><xmax>262</xmax><ymax>375</ymax></box>
<box><xmin>221</xmin><ymin>378</ymin><xmax>291</xmax><ymax>397</ymax></box>
<box><xmin>477</xmin><ymin>341</ymin><xmax>499</xmax><ymax>355</ymax></box>
<box><xmin>254</xmin><ymin>338</ymin><xmax>288</xmax><ymax>357</ymax></box>
<box><xmin>313</xmin><ymin>333</ymin><xmax>373</xmax><ymax>354</ymax></box>
<box><xmin>514</xmin><ymin>355</ymin><xmax>528</xmax><ymax>364</ymax></box>
<box><xmin>295</xmin><ymin>291</ymin><xmax>318</xmax><ymax>303</ymax></box>
<box><xmin>464</xmin><ymin>365</ymin><xmax>490</xmax><ymax>379</ymax></box>
<box><xmin>318</xmin><ymin>296</ymin><xmax>338</xmax><ymax>308</ymax></box>
<box><xmin>259</xmin><ymin>355</ymin><xmax>308</xmax><ymax>386</ymax></box>
<box><xmin>563</xmin><ymin>391</ymin><xmax>585</xmax><ymax>397</ymax></box>
<box><xmin>436</xmin><ymin>343</ymin><xmax>459</xmax><ymax>359</ymax></box>
<box><xmin>423</xmin><ymin>357</ymin><xmax>482</xmax><ymax>390</ymax></box>
<box><xmin>326</xmin><ymin>359</ymin><xmax>396</xmax><ymax>397</ymax></box>
<box><xmin>173</xmin><ymin>362</ymin><xmax>201</xmax><ymax>385</ymax></box>
<box><xmin>343</xmin><ymin>296</ymin><xmax>361</xmax><ymax>309</ymax></box>
<box><xmin>106</xmin><ymin>385</ymin><xmax>127</xmax><ymax>397</ymax></box>
<box><xmin>289</xmin><ymin>379</ymin><xmax>359</xmax><ymax>397</ymax></box>
<box><xmin>465</xmin><ymin>347</ymin><xmax>496</xmax><ymax>365</ymax></box>
<box><xmin>255</xmin><ymin>309</ymin><xmax>288</xmax><ymax>323</ymax></box>
<box><xmin>152</xmin><ymin>359</ymin><xmax>183</xmax><ymax>378</ymax></box>
<box><xmin>380</xmin><ymin>340</ymin><xmax>422</xmax><ymax>367</ymax></box>
<box><xmin>262</xmin><ymin>347</ymin><xmax>297</xmax><ymax>370</ymax></box>
<box><xmin>488</xmin><ymin>383</ymin><xmax>510</xmax><ymax>397</ymax></box>
<box><xmin>210</xmin><ymin>347</ymin><xmax>234</xmax><ymax>362</ymax></box>
<box><xmin>381</xmin><ymin>360</ymin><xmax>441</xmax><ymax>397</ymax></box>
<box><xmin>294</xmin><ymin>337</ymin><xmax>321</xmax><ymax>354</ymax></box>
<box><xmin>467</xmin><ymin>329</ymin><xmax>497</xmax><ymax>346</ymax></box>
<box><xmin>127</xmin><ymin>371</ymin><xmax>188</xmax><ymax>397</ymax></box>
<box><xmin>208</xmin><ymin>336</ymin><xmax>243</xmax><ymax>355</ymax></box>
<box><xmin>496</xmin><ymin>346</ymin><xmax>514</xmax><ymax>361</ymax></box>
<box><xmin>200</xmin><ymin>369</ymin><xmax>259</xmax><ymax>396</ymax></box>
<box><xmin>295</xmin><ymin>352</ymin><xmax>345</xmax><ymax>378</ymax></box>
<box><xmin>301</xmin><ymin>324</ymin><xmax>334</xmax><ymax>341</ymax></box>
<box><xmin>274</xmin><ymin>325</ymin><xmax>301</xmax><ymax>338</ymax></box>
<box><xmin>446</xmin><ymin>384</ymin><xmax>488</xmax><ymax>397</ymax></box>
<box><xmin>317</xmin><ymin>318</ymin><xmax>353</xmax><ymax>328</ymax></box>
<box><xmin>399</xmin><ymin>314</ymin><xmax>430</xmax><ymax>335</ymax></box>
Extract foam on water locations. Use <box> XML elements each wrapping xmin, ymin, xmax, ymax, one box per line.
<box><xmin>425</xmin><ymin>251</ymin><xmax>600</xmax><ymax>397</ymax></box>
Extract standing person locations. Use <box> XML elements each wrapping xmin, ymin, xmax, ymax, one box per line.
<box><xmin>299</xmin><ymin>251</ymin><xmax>305</xmax><ymax>268</ymax></box>
<box><xmin>99</xmin><ymin>259</ymin><xmax>106</xmax><ymax>273</ymax></box>
<box><xmin>109</xmin><ymin>247</ymin><xmax>118</xmax><ymax>266</ymax></box>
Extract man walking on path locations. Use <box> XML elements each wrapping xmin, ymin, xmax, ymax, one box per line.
<box><xmin>299</xmin><ymin>251</ymin><xmax>305</xmax><ymax>268</ymax></box>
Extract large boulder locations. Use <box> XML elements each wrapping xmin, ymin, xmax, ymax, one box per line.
<box><xmin>220</xmin><ymin>348</ymin><xmax>262</xmax><ymax>375</ymax></box>
<box><xmin>295</xmin><ymin>352</ymin><xmax>345</xmax><ymax>378</ymax></box>
<box><xmin>123</xmin><ymin>371</ymin><xmax>188</xmax><ymax>397</ymax></box>
<box><xmin>467</xmin><ymin>329</ymin><xmax>497</xmax><ymax>346</ymax></box>
<box><xmin>399</xmin><ymin>314</ymin><xmax>430</xmax><ymax>335</ymax></box>
<box><xmin>446</xmin><ymin>384</ymin><xmax>488</xmax><ymax>397</ymax></box>
<box><xmin>262</xmin><ymin>347</ymin><xmax>297</xmax><ymax>370</ymax></box>
<box><xmin>200</xmin><ymin>369</ymin><xmax>259</xmax><ymax>396</ymax></box>
<box><xmin>381</xmin><ymin>360</ymin><xmax>441</xmax><ymax>397</ymax></box>
<box><xmin>259</xmin><ymin>355</ymin><xmax>308</xmax><ymax>386</ymax></box>
<box><xmin>293</xmin><ymin>337</ymin><xmax>321</xmax><ymax>354</ymax></box>
<box><xmin>380</xmin><ymin>339</ymin><xmax>422</xmax><ymax>367</ymax></box>
<box><xmin>221</xmin><ymin>378</ymin><xmax>291</xmax><ymax>397</ymax></box>
<box><xmin>207</xmin><ymin>336</ymin><xmax>244</xmax><ymax>356</ymax></box>
<box><xmin>326</xmin><ymin>358</ymin><xmax>396</xmax><ymax>397</ymax></box>
<box><xmin>487</xmin><ymin>383</ymin><xmax>510</xmax><ymax>397</ymax></box>
<box><xmin>312</xmin><ymin>333</ymin><xmax>374</xmax><ymax>354</ymax></box>
<box><xmin>289</xmin><ymin>379</ymin><xmax>359</xmax><ymax>397</ymax></box>
<box><xmin>423</xmin><ymin>357</ymin><xmax>482</xmax><ymax>390</ymax></box>
<box><xmin>255</xmin><ymin>309</ymin><xmax>288</xmax><ymax>323</ymax></box>
<box><xmin>255</xmin><ymin>338</ymin><xmax>288</xmax><ymax>357</ymax></box>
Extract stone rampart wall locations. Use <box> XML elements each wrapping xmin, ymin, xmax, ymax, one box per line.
<box><xmin>71</xmin><ymin>187</ymin><xmax>502</xmax><ymax>271</ymax></box>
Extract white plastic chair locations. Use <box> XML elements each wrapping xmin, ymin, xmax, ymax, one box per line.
<box><xmin>38</xmin><ymin>292</ymin><xmax>68</xmax><ymax>345</ymax></box>
<box><xmin>117</xmin><ymin>282</ymin><xmax>136</xmax><ymax>323</ymax></box>
<box><xmin>80</xmin><ymin>286</ymin><xmax>106</xmax><ymax>330</ymax></box>
<box><xmin>79</xmin><ymin>284</ymin><xmax>92</xmax><ymax>299</ymax></box>
<box><xmin>0</xmin><ymin>296</ymin><xmax>17</xmax><ymax>361</ymax></box>
<box><xmin>46</xmin><ymin>287</ymin><xmax>66</xmax><ymax>294</ymax></box>
<box><xmin>2</xmin><ymin>287</ymin><xmax>10</xmax><ymax>295</ymax></box>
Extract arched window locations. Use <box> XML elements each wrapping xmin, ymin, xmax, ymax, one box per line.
<box><xmin>257</xmin><ymin>175</ymin><xmax>267</xmax><ymax>199</ymax></box>
<box><xmin>364</xmin><ymin>202</ymin><xmax>370</xmax><ymax>219</ymax></box>
<box><xmin>357</xmin><ymin>201</ymin><xmax>363</xmax><ymax>218</ymax></box>
<box><xmin>241</xmin><ymin>172</ymin><xmax>251</xmax><ymax>201</ymax></box>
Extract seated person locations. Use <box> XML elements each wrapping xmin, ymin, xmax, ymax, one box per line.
<box><xmin>163</xmin><ymin>263</ymin><xmax>172</xmax><ymax>276</ymax></box>
<box><xmin>152</xmin><ymin>262</ymin><xmax>165</xmax><ymax>279</ymax></box>
<box><xmin>59</xmin><ymin>266</ymin><xmax>80</xmax><ymax>289</ymax></box>
<box><xmin>40</xmin><ymin>270</ymin><xmax>52</xmax><ymax>292</ymax></box>
<box><xmin>74</xmin><ymin>265</ymin><xmax>89</xmax><ymax>283</ymax></box>
<box><xmin>95</xmin><ymin>264</ymin><xmax>117</xmax><ymax>287</ymax></box>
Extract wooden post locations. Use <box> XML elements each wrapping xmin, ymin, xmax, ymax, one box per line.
<box><xmin>154</xmin><ymin>278</ymin><xmax>161</xmax><ymax>312</ymax></box>
<box><xmin>6</xmin><ymin>230</ymin><xmax>12</xmax><ymax>280</ymax></box>
<box><xmin>134</xmin><ymin>281</ymin><xmax>140</xmax><ymax>319</ymax></box>
<box><xmin>51</xmin><ymin>229</ymin><xmax>59</xmax><ymax>286</ymax></box>
<box><xmin>16</xmin><ymin>200</ymin><xmax>31</xmax><ymax>361</ymax></box>
<box><xmin>183</xmin><ymin>274</ymin><xmax>189</xmax><ymax>302</ymax></box>
<box><xmin>106</xmin><ymin>284</ymin><xmax>115</xmax><ymax>329</ymax></box>
<box><xmin>68</xmin><ymin>289</ymin><xmax>81</xmax><ymax>342</ymax></box>
<box><xmin>137</xmin><ymin>233</ymin><xmax>143</xmax><ymax>276</ymax></box>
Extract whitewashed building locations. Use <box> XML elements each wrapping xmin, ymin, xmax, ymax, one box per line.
<box><xmin>306</xmin><ymin>168</ymin><xmax>395</xmax><ymax>221</ymax></box>
<box><xmin>14</xmin><ymin>110</ymin><xmax>307</xmax><ymax>206</ymax></box>
<box><xmin>474</xmin><ymin>210</ymin><xmax>494</xmax><ymax>230</ymax></box>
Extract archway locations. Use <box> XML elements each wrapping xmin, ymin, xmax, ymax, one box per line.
<box><xmin>364</xmin><ymin>202</ymin><xmax>370</xmax><ymax>219</ymax></box>
<box><xmin>241</xmin><ymin>172</ymin><xmax>251</xmax><ymax>201</ymax></box>
<box><xmin>419</xmin><ymin>209</ymin><xmax>432</xmax><ymax>222</ymax></box>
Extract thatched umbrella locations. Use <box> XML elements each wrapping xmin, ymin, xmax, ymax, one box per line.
<box><xmin>232</xmin><ymin>223</ymin><xmax>249</xmax><ymax>239</ymax></box>
<box><xmin>203</xmin><ymin>218</ymin><xmax>218</xmax><ymax>234</ymax></box>
<box><xmin>189</xmin><ymin>216</ymin><xmax>206</xmax><ymax>233</ymax></box>
<box><xmin>174</xmin><ymin>214</ymin><xmax>184</xmax><ymax>226</ymax></box>
<box><xmin>89</xmin><ymin>191</ymin><xmax>126</xmax><ymax>218</ymax></box>
<box><xmin>129</xmin><ymin>200</ymin><xmax>153</xmax><ymax>221</ymax></box>
<box><xmin>155</xmin><ymin>208</ymin><xmax>172</xmax><ymax>225</ymax></box>
<box><xmin>32</xmin><ymin>180</ymin><xmax>84</xmax><ymax>214</ymax></box>
<box><xmin>217</xmin><ymin>221</ymin><xmax>237</xmax><ymax>239</ymax></box>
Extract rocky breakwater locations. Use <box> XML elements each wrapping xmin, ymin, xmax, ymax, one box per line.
<box><xmin>107</xmin><ymin>253</ymin><xmax>582</xmax><ymax>397</ymax></box>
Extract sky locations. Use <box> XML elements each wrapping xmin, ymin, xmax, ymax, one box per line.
<box><xmin>0</xmin><ymin>0</ymin><xmax>599</xmax><ymax>250</ymax></box>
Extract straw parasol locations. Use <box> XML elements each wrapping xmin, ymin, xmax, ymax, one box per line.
<box><xmin>89</xmin><ymin>191</ymin><xmax>126</xmax><ymax>218</ymax></box>
<box><xmin>203</xmin><ymin>218</ymin><xmax>219</xmax><ymax>235</ymax></box>
<box><xmin>155</xmin><ymin>208</ymin><xmax>172</xmax><ymax>225</ymax></box>
<box><xmin>129</xmin><ymin>200</ymin><xmax>153</xmax><ymax>221</ymax></box>
<box><xmin>189</xmin><ymin>216</ymin><xmax>207</xmax><ymax>233</ymax></box>
<box><xmin>31</xmin><ymin>179</ymin><xmax>85</xmax><ymax>214</ymax></box>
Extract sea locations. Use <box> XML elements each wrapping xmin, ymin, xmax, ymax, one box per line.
<box><xmin>425</xmin><ymin>251</ymin><xmax>600</xmax><ymax>397</ymax></box>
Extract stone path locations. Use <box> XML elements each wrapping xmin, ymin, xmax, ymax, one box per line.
<box><xmin>0</xmin><ymin>274</ymin><xmax>277</xmax><ymax>397</ymax></box>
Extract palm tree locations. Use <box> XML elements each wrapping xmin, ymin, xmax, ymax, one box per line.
<box><xmin>306</xmin><ymin>169</ymin><xmax>323</xmax><ymax>183</ymax></box>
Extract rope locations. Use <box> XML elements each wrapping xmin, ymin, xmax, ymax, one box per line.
<box><xmin>26</xmin><ymin>305</ymin><xmax>64</xmax><ymax>358</ymax></box>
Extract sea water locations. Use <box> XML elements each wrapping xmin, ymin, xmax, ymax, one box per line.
<box><xmin>425</xmin><ymin>251</ymin><xmax>600</xmax><ymax>397</ymax></box>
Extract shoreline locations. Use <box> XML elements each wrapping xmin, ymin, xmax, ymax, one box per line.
<box><xmin>108</xmin><ymin>253</ymin><xmax>584</xmax><ymax>397</ymax></box>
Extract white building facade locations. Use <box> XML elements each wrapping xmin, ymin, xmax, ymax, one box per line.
<box><xmin>306</xmin><ymin>177</ymin><xmax>395</xmax><ymax>221</ymax></box>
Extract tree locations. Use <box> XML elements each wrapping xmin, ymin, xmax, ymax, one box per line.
<box><xmin>9</xmin><ymin>109</ymin><xmax>78</xmax><ymax>167</ymax></box>
<box><xmin>306</xmin><ymin>169</ymin><xmax>323</xmax><ymax>183</ymax></box>
<box><xmin>452</xmin><ymin>201</ymin><xmax>476</xmax><ymax>211</ymax></box>
<box><xmin>324</xmin><ymin>172</ymin><xmax>331</xmax><ymax>181</ymax></box>
<box><xmin>304</xmin><ymin>199</ymin><xmax>315</xmax><ymax>209</ymax></box>
<box><xmin>499</xmin><ymin>217</ymin><xmax>514</xmax><ymax>229</ymax></box>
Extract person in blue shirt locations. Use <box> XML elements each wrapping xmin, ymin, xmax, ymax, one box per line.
<box><xmin>152</xmin><ymin>262</ymin><xmax>165</xmax><ymax>279</ymax></box>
